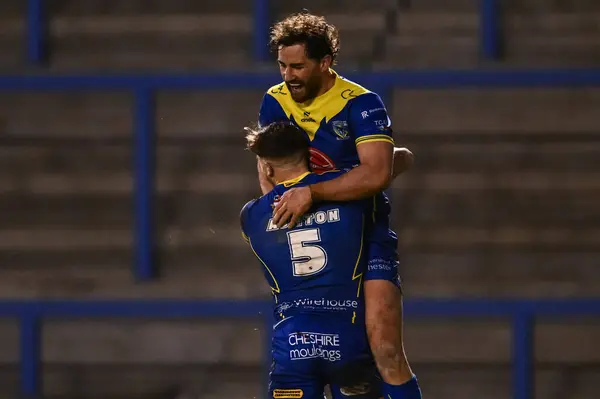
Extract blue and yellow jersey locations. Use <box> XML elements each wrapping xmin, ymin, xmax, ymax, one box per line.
<box><xmin>240</xmin><ymin>171</ymin><xmax>370</xmax><ymax>319</ymax></box>
<box><xmin>259</xmin><ymin>70</ymin><xmax>394</xmax><ymax>173</ymax></box>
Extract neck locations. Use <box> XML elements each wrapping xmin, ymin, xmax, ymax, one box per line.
<box><xmin>314</xmin><ymin>69</ymin><xmax>336</xmax><ymax>98</ymax></box>
<box><xmin>274</xmin><ymin>166</ymin><xmax>310</xmax><ymax>185</ymax></box>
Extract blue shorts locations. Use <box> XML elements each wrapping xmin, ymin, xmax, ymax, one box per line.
<box><xmin>269</xmin><ymin>313</ymin><xmax>381</xmax><ymax>399</ymax></box>
<box><xmin>364</xmin><ymin>193</ymin><xmax>402</xmax><ymax>289</ymax></box>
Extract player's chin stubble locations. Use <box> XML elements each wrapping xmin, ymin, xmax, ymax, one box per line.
<box><xmin>292</xmin><ymin>81</ymin><xmax>319</xmax><ymax>103</ymax></box>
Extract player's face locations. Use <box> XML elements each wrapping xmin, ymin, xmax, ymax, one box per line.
<box><xmin>278</xmin><ymin>44</ymin><xmax>323</xmax><ymax>103</ymax></box>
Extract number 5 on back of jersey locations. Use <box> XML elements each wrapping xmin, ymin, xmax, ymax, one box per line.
<box><xmin>287</xmin><ymin>228</ymin><xmax>328</xmax><ymax>276</ymax></box>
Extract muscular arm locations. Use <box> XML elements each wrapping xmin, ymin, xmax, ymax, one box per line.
<box><xmin>310</xmin><ymin>141</ymin><xmax>394</xmax><ymax>202</ymax></box>
<box><xmin>271</xmin><ymin>92</ymin><xmax>412</xmax><ymax>227</ymax></box>
<box><xmin>309</xmin><ymin>92</ymin><xmax>410</xmax><ymax>202</ymax></box>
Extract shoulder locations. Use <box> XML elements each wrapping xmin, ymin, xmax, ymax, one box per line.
<box><xmin>242</xmin><ymin>190</ymin><xmax>281</xmax><ymax>218</ymax></box>
<box><xmin>349</xmin><ymin>91</ymin><xmax>386</xmax><ymax>112</ymax></box>
<box><xmin>262</xmin><ymin>82</ymin><xmax>290</xmax><ymax>110</ymax></box>
<box><xmin>335</xmin><ymin>74</ymin><xmax>371</xmax><ymax>101</ymax></box>
<box><xmin>334</xmin><ymin>75</ymin><xmax>386</xmax><ymax>112</ymax></box>
<box><xmin>265</xmin><ymin>81</ymin><xmax>290</xmax><ymax>98</ymax></box>
<box><xmin>241</xmin><ymin>192</ymin><xmax>274</xmax><ymax>215</ymax></box>
<box><xmin>240</xmin><ymin>199</ymin><xmax>258</xmax><ymax>223</ymax></box>
<box><xmin>260</xmin><ymin>83</ymin><xmax>290</xmax><ymax>125</ymax></box>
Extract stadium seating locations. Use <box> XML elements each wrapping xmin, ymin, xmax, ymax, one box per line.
<box><xmin>0</xmin><ymin>0</ymin><xmax>599</xmax><ymax>397</ymax></box>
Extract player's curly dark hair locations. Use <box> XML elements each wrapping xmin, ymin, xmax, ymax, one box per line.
<box><xmin>269</xmin><ymin>12</ymin><xmax>340</xmax><ymax>63</ymax></box>
<box><xmin>245</xmin><ymin>121</ymin><xmax>309</xmax><ymax>165</ymax></box>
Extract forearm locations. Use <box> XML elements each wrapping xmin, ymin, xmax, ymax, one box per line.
<box><xmin>310</xmin><ymin>164</ymin><xmax>389</xmax><ymax>202</ymax></box>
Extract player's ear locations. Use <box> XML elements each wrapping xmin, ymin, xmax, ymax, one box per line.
<box><xmin>320</xmin><ymin>55</ymin><xmax>332</xmax><ymax>72</ymax></box>
<box><xmin>265</xmin><ymin>162</ymin><xmax>275</xmax><ymax>178</ymax></box>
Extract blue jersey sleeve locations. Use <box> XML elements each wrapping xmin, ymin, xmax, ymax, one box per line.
<box><xmin>240</xmin><ymin>199</ymin><xmax>256</xmax><ymax>243</ymax></box>
<box><xmin>348</xmin><ymin>92</ymin><xmax>394</xmax><ymax>147</ymax></box>
<box><xmin>258</xmin><ymin>92</ymin><xmax>288</xmax><ymax>128</ymax></box>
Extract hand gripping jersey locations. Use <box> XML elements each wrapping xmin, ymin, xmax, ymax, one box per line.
<box><xmin>258</xmin><ymin>70</ymin><xmax>401</xmax><ymax>287</ymax></box>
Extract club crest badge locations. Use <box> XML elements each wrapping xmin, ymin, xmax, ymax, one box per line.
<box><xmin>331</xmin><ymin>120</ymin><xmax>349</xmax><ymax>140</ymax></box>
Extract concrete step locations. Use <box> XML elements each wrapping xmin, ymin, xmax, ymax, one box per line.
<box><xmin>381</xmin><ymin>35</ymin><xmax>480</xmax><ymax>68</ymax></box>
<box><xmin>0</xmin><ymin>250</ymin><xmax>267</xmax><ymax>299</ymax></box>
<box><xmin>155</xmin><ymin>90</ymin><xmax>266</xmax><ymax>138</ymax></box>
<box><xmin>0</xmin><ymin>247</ymin><xmax>133</xmax><ymax>274</ymax></box>
<box><xmin>0</xmin><ymin>18</ymin><xmax>25</xmax><ymax>70</ymax></box>
<box><xmin>0</xmin><ymin>142</ymin><xmax>254</xmax><ymax>174</ymax></box>
<box><xmin>0</xmin><ymin>225</ymin><xmax>254</xmax><ymax>252</ymax></box>
<box><xmin>272</xmin><ymin>12</ymin><xmax>388</xmax><ymax>33</ymax></box>
<box><xmin>40</xmin><ymin>13</ymin><xmax>252</xmax><ymax>70</ymax></box>
<box><xmin>272</xmin><ymin>0</ymin><xmax>396</xmax><ymax>14</ymax></box>
<box><xmin>0</xmin><ymin>0</ymin><xmax>23</xmax><ymax>15</ymax></box>
<box><xmin>395</xmin><ymin>12</ymin><xmax>479</xmax><ymax>35</ymax></box>
<box><xmin>335</xmin><ymin>33</ymin><xmax>381</xmax><ymax>67</ymax></box>
<box><xmin>401</xmin><ymin>252</ymin><xmax>600</xmax><ymax>297</ymax></box>
<box><xmin>0</xmin><ymin>92</ymin><xmax>133</xmax><ymax>138</ymax></box>
<box><xmin>505</xmin><ymin>13</ymin><xmax>600</xmax><ymax>34</ymax></box>
<box><xmin>2</xmin><ymin>14</ymin><xmax>251</xmax><ymax>37</ymax></box>
<box><xmin>396</xmin><ymin>189</ymin><xmax>600</xmax><ymax>228</ymax></box>
<box><xmin>0</xmin><ymin>192</ymin><xmax>248</xmax><ymax>229</ymax></box>
<box><xmin>504</xmin><ymin>35</ymin><xmax>600</xmax><ymax>67</ymax></box>
<box><xmin>49</xmin><ymin>0</ymin><xmax>254</xmax><ymax>15</ymax></box>
<box><xmin>403</xmin><ymin>0</ymin><xmax>478</xmax><ymax>12</ymax></box>
<box><xmin>50</xmin><ymin>30</ymin><xmax>252</xmax><ymax>71</ymax></box>
<box><xmin>50</xmin><ymin>52</ymin><xmax>250</xmax><ymax>72</ymax></box>
<box><xmin>0</xmin><ymin>90</ymin><xmax>265</xmax><ymax>138</ymax></box>
<box><xmin>405</xmin><ymin>141</ymin><xmax>600</xmax><ymax>173</ymax></box>
<box><xmin>398</xmin><ymin>226</ymin><xmax>600</xmax><ymax>252</ymax></box>
<box><xmin>417</xmin><ymin>367</ymin><xmax>600</xmax><ymax>399</ymax></box>
<box><xmin>391</xmin><ymin>88</ymin><xmax>600</xmax><ymax>133</ymax></box>
<box><xmin>0</xmin><ymin>39</ymin><xmax>23</xmax><ymax>71</ymax></box>
<box><xmin>503</xmin><ymin>0</ymin><xmax>600</xmax><ymax>12</ymax></box>
<box><xmin>45</xmin><ymin>365</ymin><xmax>262</xmax><ymax>399</ymax></box>
<box><xmin>0</xmin><ymin>171</ymin><xmax>258</xmax><ymax>197</ymax></box>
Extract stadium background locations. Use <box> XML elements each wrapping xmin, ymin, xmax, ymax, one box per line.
<box><xmin>0</xmin><ymin>0</ymin><xmax>599</xmax><ymax>398</ymax></box>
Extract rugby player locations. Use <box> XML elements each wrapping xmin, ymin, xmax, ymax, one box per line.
<box><xmin>241</xmin><ymin>121</ymin><xmax>381</xmax><ymax>399</ymax></box>
<box><xmin>256</xmin><ymin>12</ymin><xmax>422</xmax><ymax>399</ymax></box>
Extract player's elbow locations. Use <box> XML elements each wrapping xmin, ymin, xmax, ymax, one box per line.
<box><xmin>371</xmin><ymin>167</ymin><xmax>393</xmax><ymax>192</ymax></box>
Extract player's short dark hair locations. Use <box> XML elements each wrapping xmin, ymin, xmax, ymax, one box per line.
<box><xmin>245</xmin><ymin>121</ymin><xmax>309</xmax><ymax>165</ymax></box>
<box><xmin>269</xmin><ymin>12</ymin><xmax>340</xmax><ymax>63</ymax></box>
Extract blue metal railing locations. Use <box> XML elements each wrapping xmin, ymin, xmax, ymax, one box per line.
<box><xmin>24</xmin><ymin>0</ymin><xmax>504</xmax><ymax>66</ymax></box>
<box><xmin>26</xmin><ymin>0</ymin><xmax>47</xmax><ymax>66</ymax></box>
<box><xmin>3</xmin><ymin>299</ymin><xmax>600</xmax><ymax>399</ymax></box>
<box><xmin>480</xmin><ymin>0</ymin><xmax>501</xmax><ymax>59</ymax></box>
<box><xmin>253</xmin><ymin>0</ymin><xmax>272</xmax><ymax>62</ymax></box>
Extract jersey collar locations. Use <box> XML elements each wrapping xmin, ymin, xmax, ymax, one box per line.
<box><xmin>279</xmin><ymin>171</ymin><xmax>311</xmax><ymax>188</ymax></box>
